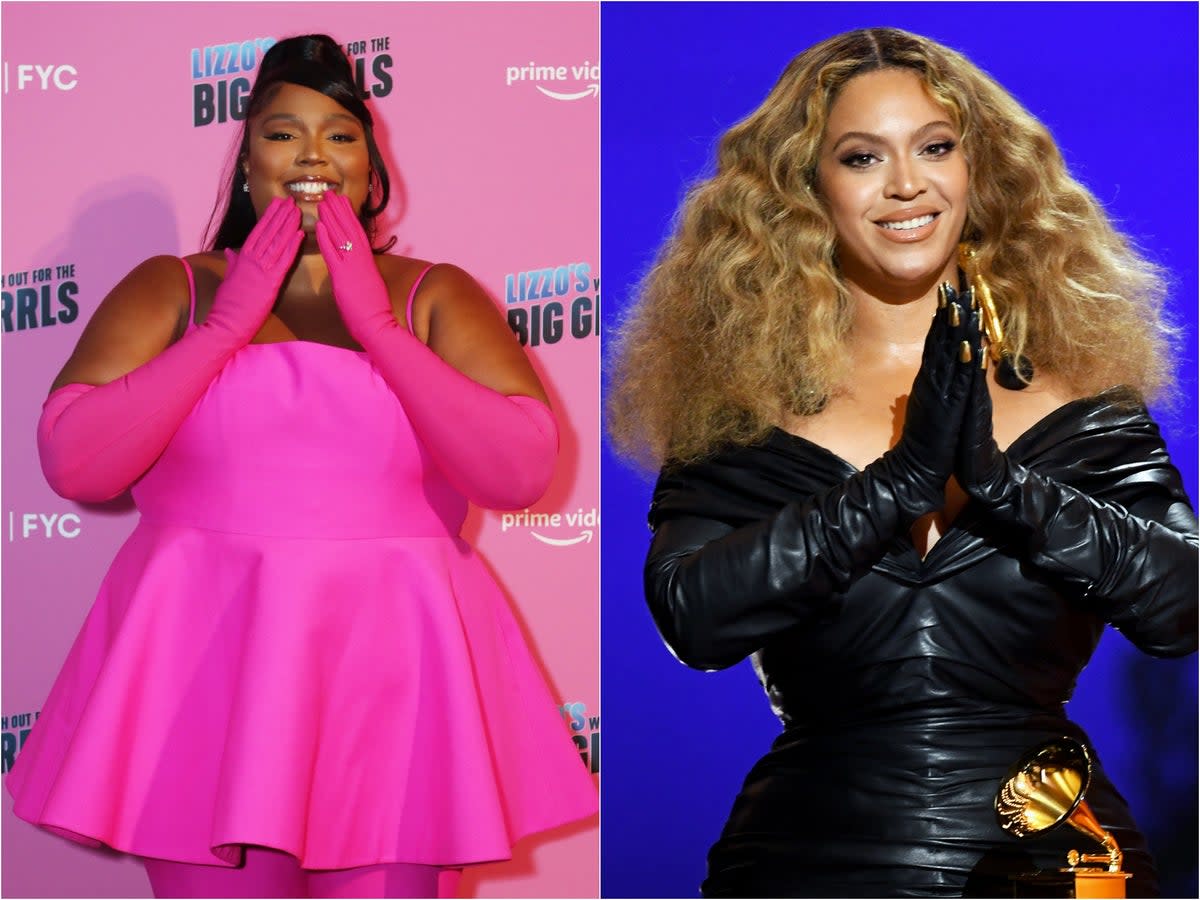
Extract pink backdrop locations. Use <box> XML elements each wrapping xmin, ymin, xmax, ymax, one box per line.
<box><xmin>0</xmin><ymin>3</ymin><xmax>599</xmax><ymax>897</ymax></box>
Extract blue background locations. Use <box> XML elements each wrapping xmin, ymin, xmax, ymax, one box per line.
<box><xmin>600</xmin><ymin>3</ymin><xmax>1198</xmax><ymax>897</ymax></box>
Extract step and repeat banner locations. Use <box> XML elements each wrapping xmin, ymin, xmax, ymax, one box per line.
<box><xmin>1</xmin><ymin>3</ymin><xmax>598</xmax><ymax>898</ymax></box>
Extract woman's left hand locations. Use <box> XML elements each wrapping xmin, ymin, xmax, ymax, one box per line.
<box><xmin>955</xmin><ymin>349</ymin><xmax>1197</xmax><ymax>655</ymax></box>
<box><xmin>956</xmin><ymin>355</ymin><xmax>1010</xmax><ymax>506</ymax></box>
<box><xmin>315</xmin><ymin>193</ymin><xmax>394</xmax><ymax>344</ymax></box>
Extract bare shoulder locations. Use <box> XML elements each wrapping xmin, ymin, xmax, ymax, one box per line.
<box><xmin>379</xmin><ymin>257</ymin><xmax>543</xmax><ymax>400</ymax></box>
<box><xmin>101</xmin><ymin>254</ymin><xmax>192</xmax><ymax>331</ymax></box>
<box><xmin>121</xmin><ymin>253</ymin><xmax>191</xmax><ymax>291</ymax></box>
<box><xmin>375</xmin><ymin>253</ymin><xmax>435</xmax><ymax>288</ymax></box>
<box><xmin>417</xmin><ymin>263</ymin><xmax>508</xmax><ymax>337</ymax></box>
<box><xmin>184</xmin><ymin>250</ymin><xmax>226</xmax><ymax>277</ymax></box>
<box><xmin>377</xmin><ymin>254</ymin><xmax>434</xmax><ymax>324</ymax></box>
<box><xmin>989</xmin><ymin>368</ymin><xmax>1081</xmax><ymax>451</ymax></box>
<box><xmin>378</xmin><ymin>256</ymin><xmax>498</xmax><ymax>339</ymax></box>
<box><xmin>183</xmin><ymin>251</ymin><xmax>229</xmax><ymax>319</ymax></box>
<box><xmin>418</xmin><ymin>262</ymin><xmax>495</xmax><ymax>308</ymax></box>
<box><xmin>50</xmin><ymin>255</ymin><xmax>192</xmax><ymax>390</ymax></box>
<box><xmin>381</xmin><ymin>258</ymin><xmax>488</xmax><ymax>305</ymax></box>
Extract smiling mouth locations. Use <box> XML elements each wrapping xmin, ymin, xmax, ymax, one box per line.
<box><xmin>878</xmin><ymin>213</ymin><xmax>937</xmax><ymax>231</ymax></box>
<box><xmin>287</xmin><ymin>181</ymin><xmax>337</xmax><ymax>200</ymax></box>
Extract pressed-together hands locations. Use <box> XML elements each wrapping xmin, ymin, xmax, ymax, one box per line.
<box><xmin>895</xmin><ymin>280</ymin><xmax>1045</xmax><ymax>524</ymax></box>
<box><xmin>885</xmin><ymin>282</ymin><xmax>981</xmax><ymax>518</ymax></box>
<box><xmin>894</xmin><ymin>281</ymin><xmax>1050</xmax><ymax>523</ymax></box>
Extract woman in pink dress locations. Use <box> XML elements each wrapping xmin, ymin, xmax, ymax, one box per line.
<box><xmin>6</xmin><ymin>34</ymin><xmax>597</xmax><ymax>899</ymax></box>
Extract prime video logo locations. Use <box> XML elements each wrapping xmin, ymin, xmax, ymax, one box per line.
<box><xmin>504</xmin><ymin>60</ymin><xmax>598</xmax><ymax>101</ymax></box>
<box><xmin>500</xmin><ymin>507</ymin><xmax>599</xmax><ymax>546</ymax></box>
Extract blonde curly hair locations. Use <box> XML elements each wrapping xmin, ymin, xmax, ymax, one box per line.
<box><xmin>607</xmin><ymin>27</ymin><xmax>1173</xmax><ymax>469</ymax></box>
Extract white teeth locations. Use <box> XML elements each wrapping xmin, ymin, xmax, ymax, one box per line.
<box><xmin>880</xmin><ymin>214</ymin><xmax>935</xmax><ymax>231</ymax></box>
<box><xmin>288</xmin><ymin>182</ymin><xmax>334</xmax><ymax>195</ymax></box>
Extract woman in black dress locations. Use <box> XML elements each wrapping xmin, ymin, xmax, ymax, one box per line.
<box><xmin>608</xmin><ymin>27</ymin><xmax>1196</xmax><ymax>897</ymax></box>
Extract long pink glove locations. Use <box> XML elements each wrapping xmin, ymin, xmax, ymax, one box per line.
<box><xmin>315</xmin><ymin>193</ymin><xmax>557</xmax><ymax>510</ymax></box>
<box><xmin>39</xmin><ymin>198</ymin><xmax>304</xmax><ymax>501</ymax></box>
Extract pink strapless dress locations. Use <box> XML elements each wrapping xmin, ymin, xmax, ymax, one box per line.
<box><xmin>6</xmin><ymin>340</ymin><xmax>597</xmax><ymax>869</ymax></box>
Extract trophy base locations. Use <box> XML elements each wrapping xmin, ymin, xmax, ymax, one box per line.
<box><xmin>1060</xmin><ymin>869</ymin><xmax>1130</xmax><ymax>899</ymax></box>
<box><xmin>1008</xmin><ymin>869</ymin><xmax>1130</xmax><ymax>899</ymax></box>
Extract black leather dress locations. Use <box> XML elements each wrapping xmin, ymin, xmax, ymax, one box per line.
<box><xmin>645</xmin><ymin>393</ymin><xmax>1197</xmax><ymax>898</ymax></box>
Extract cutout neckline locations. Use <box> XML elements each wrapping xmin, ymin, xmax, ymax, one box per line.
<box><xmin>771</xmin><ymin>391</ymin><xmax>1113</xmax><ymax>476</ymax></box>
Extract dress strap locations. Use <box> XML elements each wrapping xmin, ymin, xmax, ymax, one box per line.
<box><xmin>179</xmin><ymin>256</ymin><xmax>197</xmax><ymax>332</ymax></box>
<box><xmin>405</xmin><ymin>263</ymin><xmax>437</xmax><ymax>331</ymax></box>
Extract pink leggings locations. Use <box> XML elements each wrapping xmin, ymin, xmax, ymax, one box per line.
<box><xmin>143</xmin><ymin>847</ymin><xmax>463</xmax><ymax>898</ymax></box>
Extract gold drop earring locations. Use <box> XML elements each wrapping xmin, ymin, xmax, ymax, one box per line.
<box><xmin>958</xmin><ymin>243</ymin><xmax>1034</xmax><ymax>390</ymax></box>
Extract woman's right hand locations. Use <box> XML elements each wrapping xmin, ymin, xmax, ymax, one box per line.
<box><xmin>204</xmin><ymin>197</ymin><xmax>303</xmax><ymax>345</ymax></box>
<box><xmin>885</xmin><ymin>283</ymin><xmax>981</xmax><ymax>516</ymax></box>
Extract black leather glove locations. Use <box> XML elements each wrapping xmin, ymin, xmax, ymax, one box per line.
<box><xmin>884</xmin><ymin>282</ymin><xmax>982</xmax><ymax>514</ymax></box>
<box><xmin>645</xmin><ymin>286</ymin><xmax>980</xmax><ymax>670</ymax></box>
<box><xmin>956</xmin><ymin>361</ymin><xmax>1198</xmax><ymax>656</ymax></box>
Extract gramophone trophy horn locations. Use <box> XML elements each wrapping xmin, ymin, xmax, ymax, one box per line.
<box><xmin>995</xmin><ymin>738</ymin><xmax>1130</xmax><ymax>899</ymax></box>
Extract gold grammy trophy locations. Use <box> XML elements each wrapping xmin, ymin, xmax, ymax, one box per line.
<box><xmin>995</xmin><ymin>738</ymin><xmax>1131</xmax><ymax>898</ymax></box>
